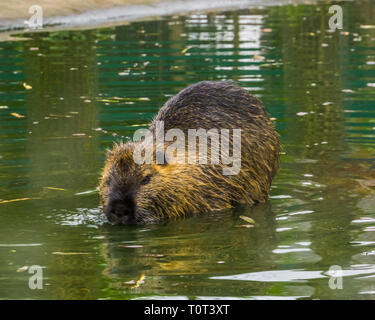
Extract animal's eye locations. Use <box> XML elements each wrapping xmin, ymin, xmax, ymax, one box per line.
<box><xmin>141</xmin><ymin>174</ymin><xmax>151</xmax><ymax>185</ymax></box>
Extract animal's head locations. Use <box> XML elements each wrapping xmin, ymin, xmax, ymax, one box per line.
<box><xmin>99</xmin><ymin>142</ymin><xmax>218</xmax><ymax>224</ymax></box>
<box><xmin>99</xmin><ymin>142</ymin><xmax>155</xmax><ymax>224</ymax></box>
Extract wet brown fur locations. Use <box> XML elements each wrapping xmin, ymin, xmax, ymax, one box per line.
<box><xmin>99</xmin><ymin>81</ymin><xmax>280</xmax><ymax>224</ymax></box>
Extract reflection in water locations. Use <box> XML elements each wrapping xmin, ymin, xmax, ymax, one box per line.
<box><xmin>101</xmin><ymin>203</ymin><xmax>279</xmax><ymax>298</ymax></box>
<box><xmin>0</xmin><ymin>0</ymin><xmax>374</xmax><ymax>299</ymax></box>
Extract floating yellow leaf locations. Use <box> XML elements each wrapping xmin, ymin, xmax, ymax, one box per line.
<box><xmin>97</xmin><ymin>99</ymin><xmax>118</xmax><ymax>103</ymax></box>
<box><xmin>23</xmin><ymin>82</ymin><xmax>32</xmax><ymax>90</ymax></box>
<box><xmin>112</xmin><ymin>97</ymin><xmax>128</xmax><ymax>100</ymax></box>
<box><xmin>119</xmin><ymin>244</ymin><xmax>144</xmax><ymax>248</ymax></box>
<box><xmin>17</xmin><ymin>266</ymin><xmax>29</xmax><ymax>272</ymax></box>
<box><xmin>239</xmin><ymin>215</ymin><xmax>255</xmax><ymax>224</ymax></box>
<box><xmin>181</xmin><ymin>46</ymin><xmax>192</xmax><ymax>55</ymax></box>
<box><xmin>44</xmin><ymin>187</ymin><xmax>67</xmax><ymax>191</ymax></box>
<box><xmin>0</xmin><ymin>197</ymin><xmax>36</xmax><ymax>204</ymax></box>
<box><xmin>48</xmin><ymin>114</ymin><xmax>72</xmax><ymax>118</ymax></box>
<box><xmin>142</xmin><ymin>253</ymin><xmax>164</xmax><ymax>258</ymax></box>
<box><xmin>52</xmin><ymin>252</ymin><xmax>89</xmax><ymax>255</ymax></box>
<box><xmin>131</xmin><ymin>274</ymin><xmax>145</xmax><ymax>289</ymax></box>
<box><xmin>10</xmin><ymin>113</ymin><xmax>24</xmax><ymax>118</ymax></box>
<box><xmin>235</xmin><ymin>224</ymin><xmax>254</xmax><ymax>229</ymax></box>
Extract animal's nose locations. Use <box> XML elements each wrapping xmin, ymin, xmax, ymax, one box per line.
<box><xmin>106</xmin><ymin>198</ymin><xmax>135</xmax><ymax>224</ymax></box>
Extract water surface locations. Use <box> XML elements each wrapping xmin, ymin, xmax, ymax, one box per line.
<box><xmin>0</xmin><ymin>0</ymin><xmax>375</xmax><ymax>299</ymax></box>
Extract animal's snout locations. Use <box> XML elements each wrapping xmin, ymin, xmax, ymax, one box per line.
<box><xmin>106</xmin><ymin>196</ymin><xmax>136</xmax><ymax>224</ymax></box>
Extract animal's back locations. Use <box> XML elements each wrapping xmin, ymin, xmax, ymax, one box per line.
<box><xmin>151</xmin><ymin>81</ymin><xmax>268</xmax><ymax>133</ymax></box>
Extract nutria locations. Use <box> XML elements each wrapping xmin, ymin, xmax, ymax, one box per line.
<box><xmin>99</xmin><ymin>81</ymin><xmax>280</xmax><ymax>224</ymax></box>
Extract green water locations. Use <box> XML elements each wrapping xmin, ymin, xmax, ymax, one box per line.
<box><xmin>1</xmin><ymin>1</ymin><xmax>375</xmax><ymax>300</ymax></box>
